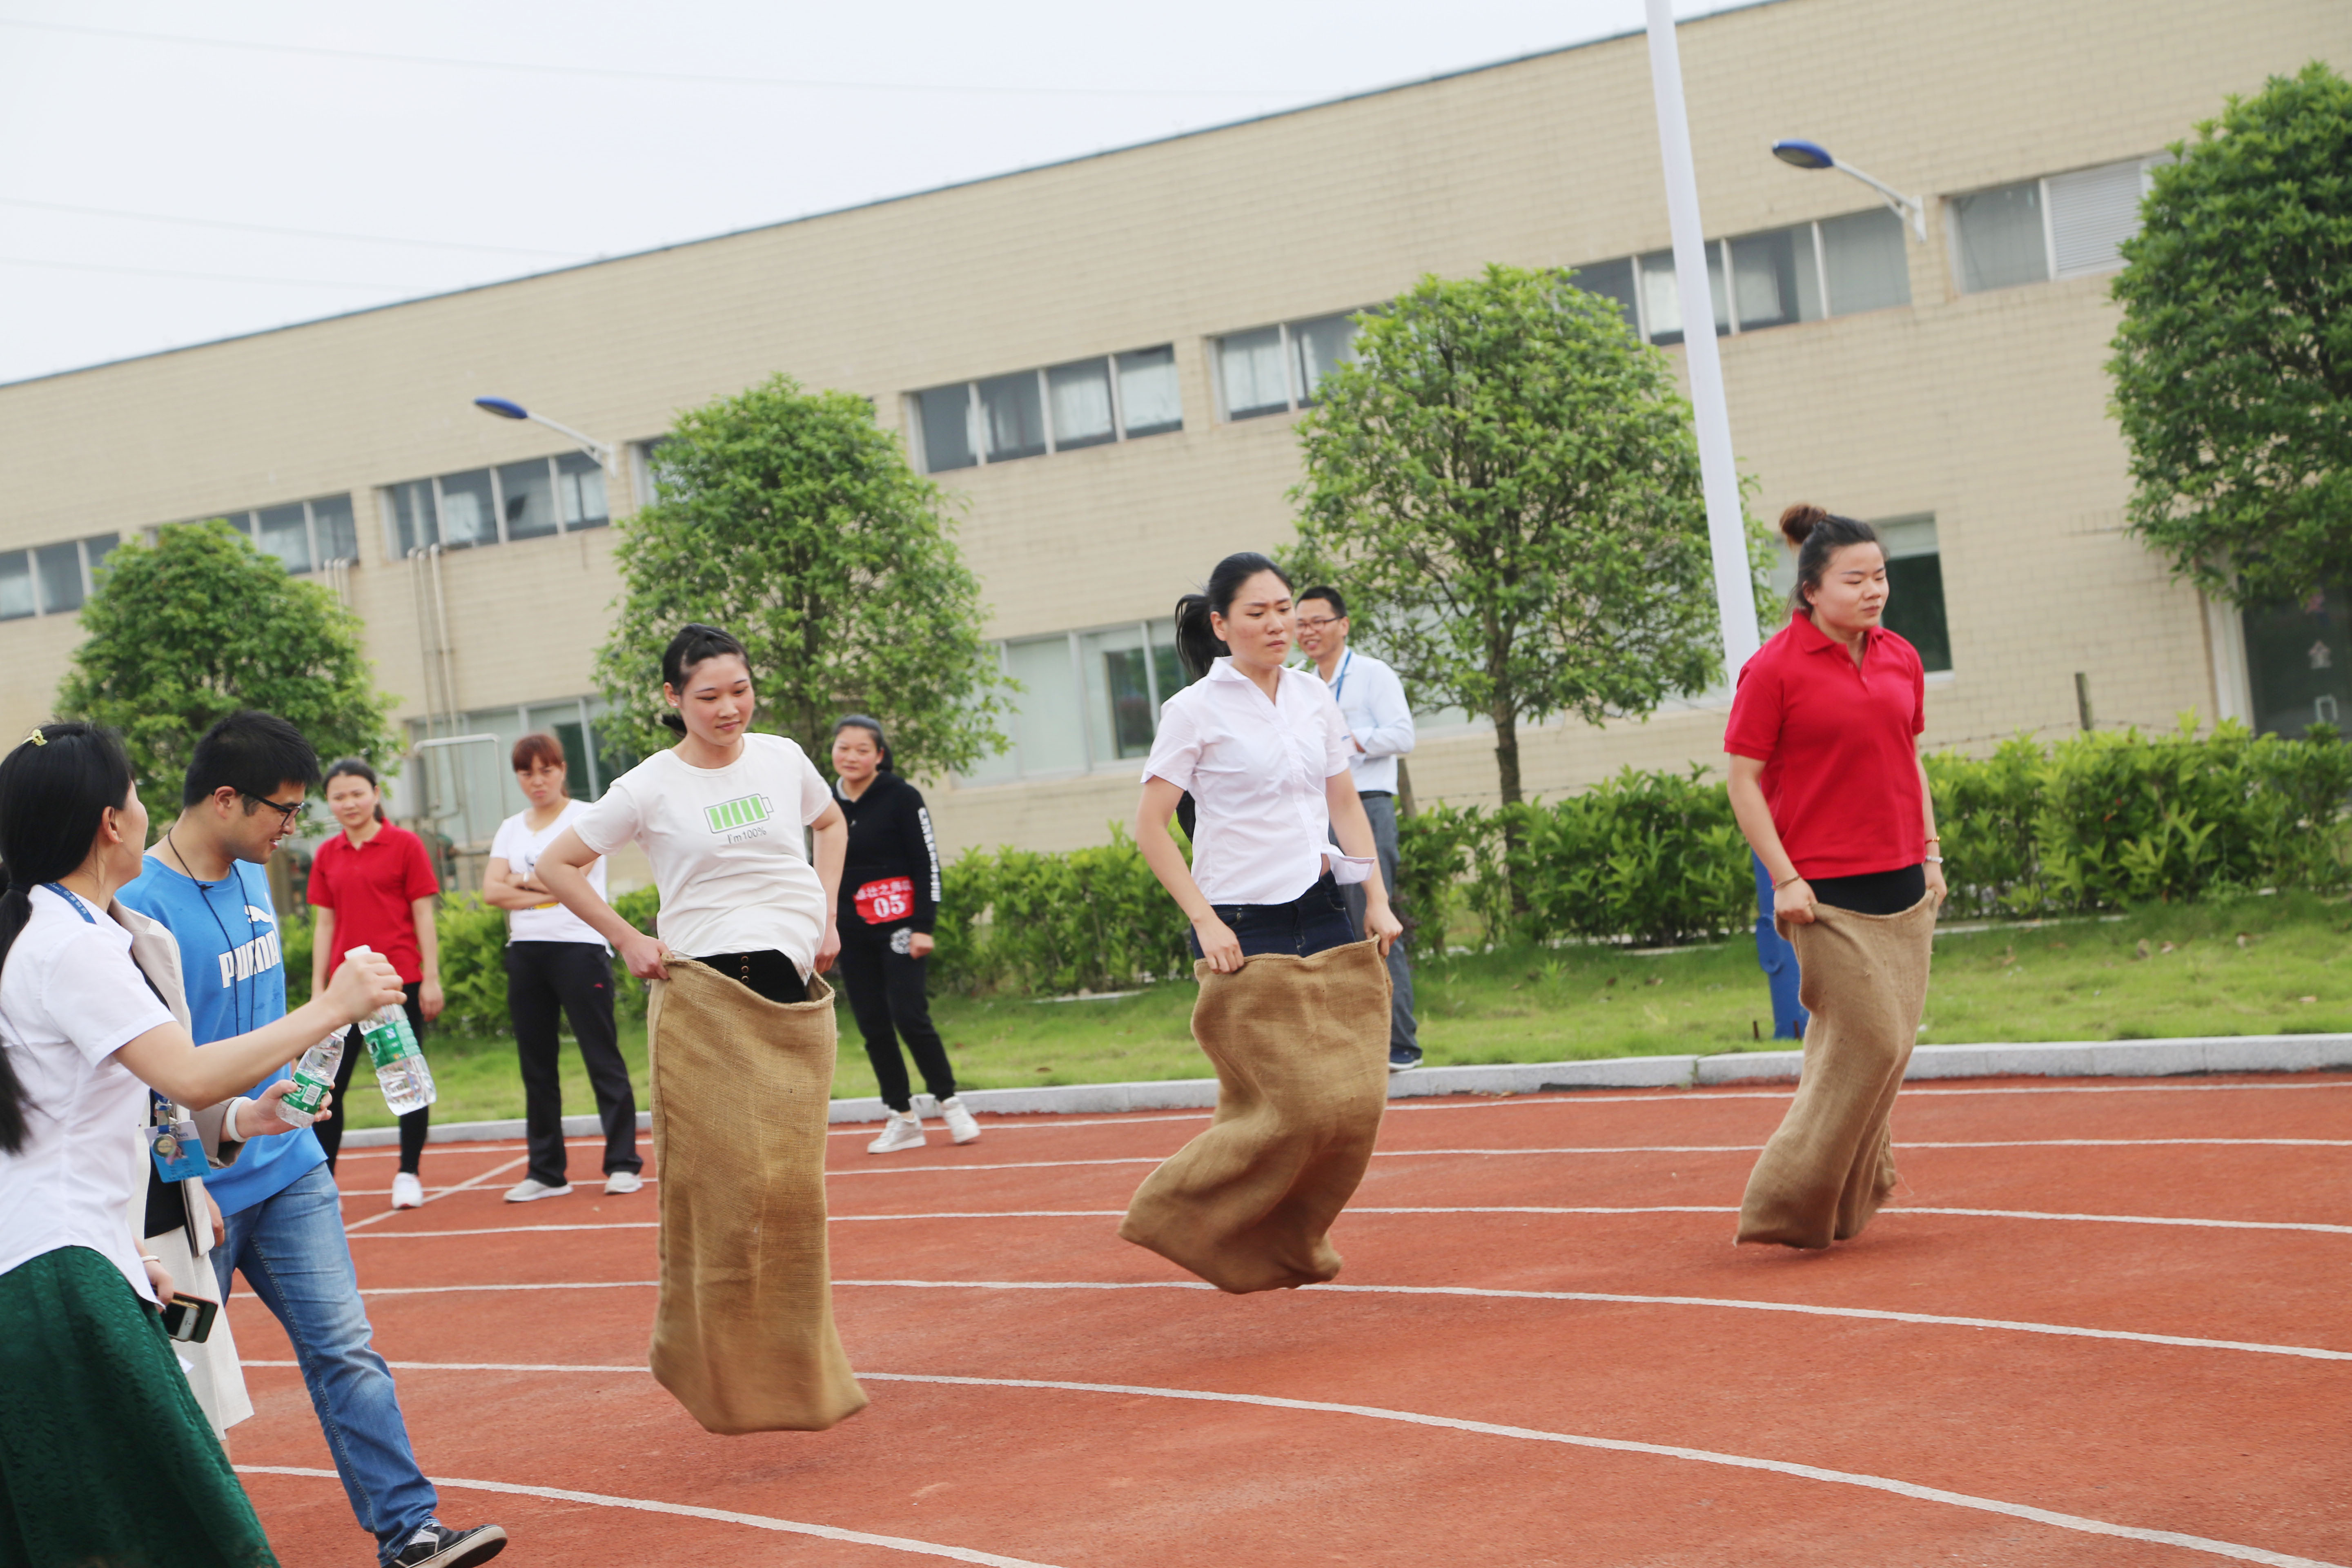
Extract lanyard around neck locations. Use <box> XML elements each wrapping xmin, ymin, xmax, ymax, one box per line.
<box><xmin>42</xmin><ymin>882</ymin><xmax>97</xmax><ymax>923</ymax></box>
<box><xmin>1329</xmin><ymin>650</ymin><xmax>1354</xmax><ymax>700</ymax></box>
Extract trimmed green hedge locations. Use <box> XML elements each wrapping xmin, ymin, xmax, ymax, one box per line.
<box><xmin>282</xmin><ymin>722</ymin><xmax>2351</xmax><ymax>1012</ymax></box>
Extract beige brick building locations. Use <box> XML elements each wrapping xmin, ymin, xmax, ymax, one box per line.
<box><xmin>3</xmin><ymin>0</ymin><xmax>2344</xmax><ymax>889</ymax></box>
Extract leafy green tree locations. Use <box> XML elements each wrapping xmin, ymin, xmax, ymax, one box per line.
<box><xmin>598</xmin><ymin>375</ymin><xmax>1008</xmax><ymax>773</ymax></box>
<box><xmin>1286</xmin><ymin>263</ymin><xmax>1748</xmax><ymax>810</ymax></box>
<box><xmin>58</xmin><ymin>520</ymin><xmax>398</xmax><ymax>792</ymax></box>
<box><xmin>2109</xmin><ymin>61</ymin><xmax>2352</xmax><ymax>607</ymax></box>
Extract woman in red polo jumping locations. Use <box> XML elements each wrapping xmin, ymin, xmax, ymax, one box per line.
<box><xmin>308</xmin><ymin>757</ymin><xmax>442</xmax><ymax>1207</ymax></box>
<box><xmin>1724</xmin><ymin>503</ymin><xmax>1945</xmax><ymax>1250</ymax></box>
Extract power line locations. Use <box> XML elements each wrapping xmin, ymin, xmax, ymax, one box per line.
<box><xmin>0</xmin><ymin>255</ymin><xmax>420</xmax><ymax>290</ymax></box>
<box><xmin>0</xmin><ymin>17</ymin><xmax>1311</xmax><ymax>100</ymax></box>
<box><xmin>0</xmin><ymin>196</ymin><xmax>586</xmax><ymax>259</ymax></box>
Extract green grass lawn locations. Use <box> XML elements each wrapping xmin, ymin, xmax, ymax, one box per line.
<box><xmin>334</xmin><ymin>891</ymin><xmax>2352</xmax><ymax>1130</ymax></box>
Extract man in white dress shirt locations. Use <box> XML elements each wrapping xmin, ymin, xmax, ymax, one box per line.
<box><xmin>1295</xmin><ymin>586</ymin><xmax>1421</xmax><ymax>1069</ymax></box>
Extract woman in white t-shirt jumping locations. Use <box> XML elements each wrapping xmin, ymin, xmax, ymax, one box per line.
<box><xmin>537</xmin><ymin>624</ymin><xmax>847</xmax><ymax>1005</ymax></box>
<box><xmin>0</xmin><ymin>722</ymin><xmax>402</xmax><ymax>1566</ymax></box>
<box><xmin>1134</xmin><ymin>552</ymin><xmax>1403</xmax><ymax>970</ymax></box>
<box><xmin>484</xmin><ymin>729</ymin><xmax>643</xmax><ymax>1204</ymax></box>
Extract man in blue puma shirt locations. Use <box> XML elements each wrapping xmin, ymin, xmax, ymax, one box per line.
<box><xmin>118</xmin><ymin>711</ymin><xmax>506</xmax><ymax>1568</ymax></box>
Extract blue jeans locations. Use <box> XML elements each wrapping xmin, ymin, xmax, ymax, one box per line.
<box><xmin>212</xmin><ymin>1163</ymin><xmax>438</xmax><ymax>1562</ymax></box>
<box><xmin>1333</xmin><ymin>793</ymin><xmax>1419</xmax><ymax>1051</ymax></box>
<box><xmin>1190</xmin><ymin>875</ymin><xmax>1359</xmax><ymax>960</ymax></box>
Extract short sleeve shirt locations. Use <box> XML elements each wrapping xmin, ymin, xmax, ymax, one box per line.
<box><xmin>572</xmin><ymin>733</ymin><xmax>834</xmax><ymax>972</ymax></box>
<box><xmin>307</xmin><ymin>824</ymin><xmax>440</xmax><ymax>982</ymax></box>
<box><xmin>490</xmin><ymin>800</ymin><xmax>608</xmax><ymax>946</ymax></box>
<box><xmin>0</xmin><ymin>886</ymin><xmax>176</xmax><ymax>1301</ymax></box>
<box><xmin>1143</xmin><ymin>657</ymin><xmax>1354</xmax><ymax>906</ymax></box>
<box><xmin>1724</xmin><ymin>610</ymin><xmax>1928</xmax><ymax>879</ymax></box>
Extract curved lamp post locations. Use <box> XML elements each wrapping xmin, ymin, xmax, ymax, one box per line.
<box><xmin>1770</xmin><ymin>139</ymin><xmax>1927</xmax><ymax>241</ymax></box>
<box><xmin>472</xmin><ymin>396</ymin><xmax>616</xmax><ymax>470</ymax></box>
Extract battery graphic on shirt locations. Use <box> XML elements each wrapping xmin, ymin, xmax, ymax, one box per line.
<box><xmin>704</xmin><ymin>793</ymin><xmax>775</xmax><ymax>833</ymax></box>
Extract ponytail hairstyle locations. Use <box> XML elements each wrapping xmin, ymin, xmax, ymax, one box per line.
<box><xmin>0</xmin><ymin>722</ymin><xmax>136</xmax><ymax>1154</ymax></box>
<box><xmin>831</xmin><ymin>715</ymin><xmax>893</xmax><ymax>772</ymax></box>
<box><xmin>1172</xmin><ymin>551</ymin><xmax>1292</xmax><ymax>681</ymax></box>
<box><xmin>1779</xmin><ymin>503</ymin><xmax>1880</xmax><ymax>614</ymax></box>
<box><xmin>659</xmin><ymin>623</ymin><xmax>752</xmax><ymax>735</ymax></box>
<box><xmin>323</xmin><ymin>756</ymin><xmax>387</xmax><ymax>823</ymax></box>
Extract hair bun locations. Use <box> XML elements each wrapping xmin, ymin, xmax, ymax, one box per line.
<box><xmin>1778</xmin><ymin>503</ymin><xmax>1830</xmax><ymax>548</ymax></box>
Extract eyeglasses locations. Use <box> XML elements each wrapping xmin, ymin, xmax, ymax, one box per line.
<box><xmin>1295</xmin><ymin>616</ymin><xmax>1343</xmax><ymax>631</ymax></box>
<box><xmin>241</xmin><ymin>791</ymin><xmax>310</xmax><ymax>828</ymax></box>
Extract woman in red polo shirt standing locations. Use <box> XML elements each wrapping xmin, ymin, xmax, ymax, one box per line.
<box><xmin>308</xmin><ymin>757</ymin><xmax>442</xmax><ymax>1207</ymax></box>
<box><xmin>1724</xmin><ymin>503</ymin><xmax>1945</xmax><ymax>1250</ymax></box>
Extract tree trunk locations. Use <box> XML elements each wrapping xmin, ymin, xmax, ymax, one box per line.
<box><xmin>1395</xmin><ymin>757</ymin><xmax>1417</xmax><ymax>818</ymax></box>
<box><xmin>1492</xmin><ymin>702</ymin><xmax>1529</xmax><ymax>916</ymax></box>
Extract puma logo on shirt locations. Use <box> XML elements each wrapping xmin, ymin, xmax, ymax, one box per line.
<box><xmin>218</xmin><ymin>928</ymin><xmax>283</xmax><ymax>987</ymax></box>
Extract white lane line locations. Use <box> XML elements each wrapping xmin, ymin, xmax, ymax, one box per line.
<box><xmin>1390</xmin><ymin>1079</ymin><xmax>2352</xmax><ymax>1110</ymax></box>
<box><xmin>322</xmin><ymin>1277</ymin><xmax>2352</xmax><ymax>1362</ymax></box>
<box><xmin>855</xmin><ymin>1373</ymin><xmax>2344</xmax><ymax>1568</ymax></box>
<box><xmin>343</xmin><ymin>1155</ymin><xmax>529</xmax><ymax>1233</ymax></box>
<box><xmin>236</xmin><ymin>1465</ymin><xmax>1060</xmax><ymax>1567</ymax></box>
<box><xmin>234</xmin><ymin>1370</ymin><xmax>2340</xmax><ymax>1566</ymax></box>
<box><xmin>336</xmin><ymin>1203</ymin><xmax>2352</xmax><ymax>1240</ymax></box>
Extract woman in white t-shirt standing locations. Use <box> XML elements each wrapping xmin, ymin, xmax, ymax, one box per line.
<box><xmin>485</xmin><ymin>730</ymin><xmax>642</xmax><ymax>1204</ymax></box>
<box><xmin>0</xmin><ymin>722</ymin><xmax>401</xmax><ymax>1565</ymax></box>
<box><xmin>1135</xmin><ymin>553</ymin><xmax>1403</xmax><ymax>969</ymax></box>
<box><xmin>537</xmin><ymin>624</ymin><xmax>846</xmax><ymax>1003</ymax></box>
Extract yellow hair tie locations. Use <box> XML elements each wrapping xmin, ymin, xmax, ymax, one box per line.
<box><xmin>22</xmin><ymin>728</ymin><xmax>45</xmax><ymax>747</ymax></box>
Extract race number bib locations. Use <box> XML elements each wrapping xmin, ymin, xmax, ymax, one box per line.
<box><xmin>853</xmin><ymin>876</ymin><xmax>915</xmax><ymax>925</ymax></box>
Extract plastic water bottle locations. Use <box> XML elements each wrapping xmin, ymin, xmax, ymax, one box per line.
<box><xmin>281</xmin><ymin>1033</ymin><xmax>343</xmax><ymax>1121</ymax></box>
<box><xmin>345</xmin><ymin>945</ymin><xmax>437</xmax><ymax>1114</ymax></box>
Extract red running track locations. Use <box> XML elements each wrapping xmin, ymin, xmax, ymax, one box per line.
<box><xmin>227</xmin><ymin>1073</ymin><xmax>2352</xmax><ymax>1566</ymax></box>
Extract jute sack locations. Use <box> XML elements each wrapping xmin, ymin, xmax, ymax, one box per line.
<box><xmin>1737</xmin><ymin>896</ymin><xmax>1936</xmax><ymax>1249</ymax></box>
<box><xmin>645</xmin><ymin>959</ymin><xmax>867</xmax><ymax>1434</ymax></box>
<box><xmin>1119</xmin><ymin>939</ymin><xmax>1390</xmax><ymax>1294</ymax></box>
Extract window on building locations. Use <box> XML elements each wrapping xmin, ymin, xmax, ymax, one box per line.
<box><xmin>911</xmin><ymin>345</ymin><xmax>1184</xmax><ymax>474</ymax></box>
<box><xmin>1212</xmin><ymin>312</ymin><xmax>1363</xmax><ymax>421</ymax></box>
<box><xmin>0</xmin><ymin>551</ymin><xmax>33</xmax><ymax>621</ymax></box>
<box><xmin>1875</xmin><ymin>516</ymin><xmax>1951</xmax><ymax>674</ymax></box>
<box><xmin>2243</xmin><ymin>588</ymin><xmax>2352</xmax><ymax>739</ymax></box>
<box><xmin>1585</xmin><ymin>211</ymin><xmax>1909</xmax><ymax>347</ymax></box>
<box><xmin>0</xmin><ymin>533</ymin><xmax>118</xmax><ymax>620</ymax></box>
<box><xmin>1952</xmin><ymin>156</ymin><xmax>2161</xmax><ymax>294</ymax></box>
<box><xmin>213</xmin><ymin>494</ymin><xmax>362</xmax><ymax>574</ymax></box>
<box><xmin>405</xmin><ymin>695</ymin><xmax>638</xmax><ymax>850</ymax></box>
<box><xmin>631</xmin><ymin>439</ymin><xmax>674</xmax><ymax>508</ymax></box>
<box><xmin>961</xmin><ymin>618</ymin><xmax>1194</xmax><ymax>784</ymax></box>
<box><xmin>383</xmin><ymin>458</ymin><xmax>611</xmax><ymax>559</ymax></box>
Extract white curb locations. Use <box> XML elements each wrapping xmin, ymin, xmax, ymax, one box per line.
<box><xmin>335</xmin><ymin>1032</ymin><xmax>2352</xmax><ymax>1146</ymax></box>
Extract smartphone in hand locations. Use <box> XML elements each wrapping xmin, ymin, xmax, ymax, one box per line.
<box><xmin>159</xmin><ymin>1293</ymin><xmax>218</xmax><ymax>1345</ymax></box>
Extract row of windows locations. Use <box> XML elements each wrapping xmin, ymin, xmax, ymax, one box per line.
<box><xmin>1573</xmin><ymin>206</ymin><xmax>1912</xmax><ymax>343</ymax></box>
<box><xmin>214</xmin><ymin>494</ymin><xmax>360</xmax><ymax>577</ymax></box>
<box><xmin>0</xmin><ymin>532</ymin><xmax>119</xmax><ymax>620</ymax></box>
<box><xmin>1949</xmin><ymin>156</ymin><xmax>2164</xmax><ymax>294</ymax></box>
<box><xmin>1213</xmin><ymin>312</ymin><xmax>1364</xmax><ymax>421</ymax></box>
<box><xmin>403</xmin><ymin>695</ymin><xmax>641</xmax><ymax>851</ymax></box>
<box><xmin>387</xmin><ymin>450</ymin><xmax>610</xmax><ymax>557</ymax></box>
<box><xmin>913</xmin><ymin>347</ymin><xmax>1183</xmax><ymax>474</ymax></box>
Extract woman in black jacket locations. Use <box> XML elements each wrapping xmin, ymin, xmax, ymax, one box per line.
<box><xmin>830</xmin><ymin>716</ymin><xmax>976</xmax><ymax>1154</ymax></box>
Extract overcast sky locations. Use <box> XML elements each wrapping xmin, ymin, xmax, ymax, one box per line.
<box><xmin>0</xmin><ymin>0</ymin><xmax>1739</xmax><ymax>386</ymax></box>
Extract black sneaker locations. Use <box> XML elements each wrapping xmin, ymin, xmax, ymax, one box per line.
<box><xmin>1388</xmin><ymin>1046</ymin><xmax>1424</xmax><ymax>1073</ymax></box>
<box><xmin>388</xmin><ymin>1524</ymin><xmax>508</xmax><ymax>1568</ymax></box>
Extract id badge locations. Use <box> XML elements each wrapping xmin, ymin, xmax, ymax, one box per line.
<box><xmin>147</xmin><ymin>1120</ymin><xmax>207</xmax><ymax>1182</ymax></box>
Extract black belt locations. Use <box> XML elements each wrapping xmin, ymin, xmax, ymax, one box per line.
<box><xmin>1358</xmin><ymin>789</ymin><xmax>1393</xmax><ymax>800</ymax></box>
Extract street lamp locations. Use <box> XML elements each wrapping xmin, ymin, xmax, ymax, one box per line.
<box><xmin>1769</xmin><ymin>139</ymin><xmax>1927</xmax><ymax>241</ymax></box>
<box><xmin>472</xmin><ymin>396</ymin><xmax>617</xmax><ymax>470</ymax></box>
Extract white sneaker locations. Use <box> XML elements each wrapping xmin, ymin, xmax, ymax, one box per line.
<box><xmin>390</xmin><ymin>1172</ymin><xmax>425</xmax><ymax>1209</ymax></box>
<box><xmin>603</xmin><ymin>1170</ymin><xmax>644</xmax><ymax>1195</ymax></box>
<box><xmin>503</xmin><ymin>1178</ymin><xmax>572</xmax><ymax>1203</ymax></box>
<box><xmin>939</xmin><ymin>1096</ymin><xmax>981</xmax><ymax>1145</ymax></box>
<box><xmin>867</xmin><ymin>1114</ymin><xmax>925</xmax><ymax>1154</ymax></box>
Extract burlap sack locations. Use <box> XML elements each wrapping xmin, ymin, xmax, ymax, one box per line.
<box><xmin>645</xmin><ymin>959</ymin><xmax>867</xmax><ymax>1434</ymax></box>
<box><xmin>1737</xmin><ymin>896</ymin><xmax>1936</xmax><ymax>1249</ymax></box>
<box><xmin>1120</xmin><ymin>939</ymin><xmax>1391</xmax><ymax>1293</ymax></box>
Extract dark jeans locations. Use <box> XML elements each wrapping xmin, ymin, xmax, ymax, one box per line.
<box><xmin>507</xmin><ymin>941</ymin><xmax>639</xmax><ymax>1185</ymax></box>
<box><xmin>1809</xmin><ymin>863</ymin><xmax>1929</xmax><ymax>915</ymax></box>
<box><xmin>693</xmin><ymin>949</ymin><xmax>810</xmax><ymax>1006</ymax></box>
<box><xmin>1334</xmin><ymin>792</ymin><xmax>1418</xmax><ymax>1051</ymax></box>
<box><xmin>318</xmin><ymin>981</ymin><xmax>428</xmax><ymax>1175</ymax></box>
<box><xmin>838</xmin><ymin>924</ymin><xmax>956</xmax><ymax>1114</ymax></box>
<box><xmin>1188</xmin><ymin>875</ymin><xmax>1359</xmax><ymax>961</ymax></box>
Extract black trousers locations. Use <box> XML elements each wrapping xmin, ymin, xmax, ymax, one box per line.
<box><xmin>837</xmin><ymin>925</ymin><xmax>955</xmax><ymax>1114</ymax></box>
<box><xmin>1809</xmin><ymin>863</ymin><xmax>1929</xmax><ymax>915</ymax></box>
<box><xmin>318</xmin><ymin>980</ymin><xmax>428</xmax><ymax>1175</ymax></box>
<box><xmin>693</xmin><ymin>949</ymin><xmax>811</xmax><ymax>1006</ymax></box>
<box><xmin>507</xmin><ymin>941</ymin><xmax>639</xmax><ymax>1185</ymax></box>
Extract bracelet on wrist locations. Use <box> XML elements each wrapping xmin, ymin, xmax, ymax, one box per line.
<box><xmin>1772</xmin><ymin>872</ymin><xmax>1804</xmax><ymax>890</ymax></box>
<box><xmin>1924</xmin><ymin>855</ymin><xmax>1945</xmax><ymax>864</ymax></box>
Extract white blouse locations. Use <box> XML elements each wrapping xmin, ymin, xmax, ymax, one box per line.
<box><xmin>0</xmin><ymin>886</ymin><xmax>174</xmax><ymax>1301</ymax></box>
<box><xmin>1143</xmin><ymin>657</ymin><xmax>1364</xmax><ymax>906</ymax></box>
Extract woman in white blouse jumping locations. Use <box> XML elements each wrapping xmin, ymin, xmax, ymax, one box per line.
<box><xmin>1134</xmin><ymin>552</ymin><xmax>1402</xmax><ymax>970</ymax></box>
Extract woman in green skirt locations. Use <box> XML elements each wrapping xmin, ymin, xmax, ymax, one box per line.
<box><xmin>0</xmin><ymin>723</ymin><xmax>402</xmax><ymax>1567</ymax></box>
